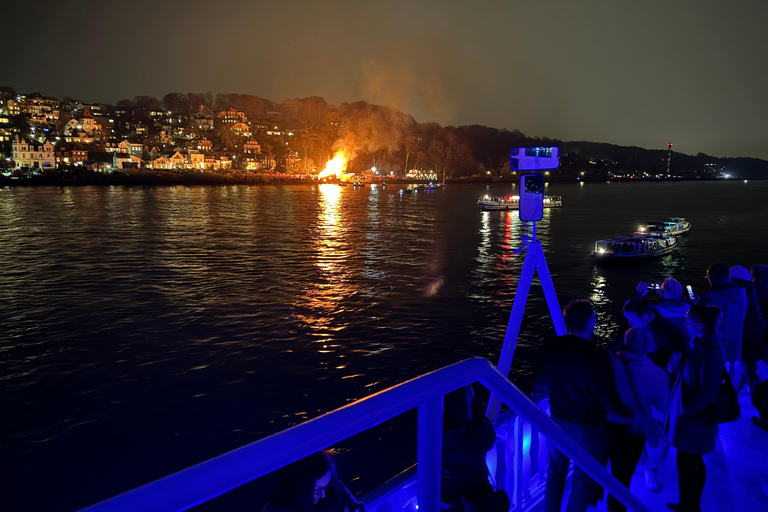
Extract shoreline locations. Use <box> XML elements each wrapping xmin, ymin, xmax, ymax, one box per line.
<box><xmin>0</xmin><ymin>171</ymin><xmax>750</xmax><ymax>187</ymax></box>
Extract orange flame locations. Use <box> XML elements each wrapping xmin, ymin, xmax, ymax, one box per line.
<box><xmin>318</xmin><ymin>152</ymin><xmax>347</xmax><ymax>180</ymax></box>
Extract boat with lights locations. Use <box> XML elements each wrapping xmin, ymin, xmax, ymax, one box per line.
<box><xmin>590</xmin><ymin>233</ymin><xmax>679</xmax><ymax>261</ymax></box>
<box><xmin>477</xmin><ymin>194</ymin><xmax>562</xmax><ymax>211</ymax></box>
<box><xmin>634</xmin><ymin>217</ymin><xmax>691</xmax><ymax>237</ymax></box>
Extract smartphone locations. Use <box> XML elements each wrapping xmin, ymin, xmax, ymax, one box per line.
<box><xmin>647</xmin><ymin>282</ymin><xmax>661</xmax><ymax>291</ymax></box>
<box><xmin>686</xmin><ymin>285</ymin><xmax>695</xmax><ymax>301</ymax></box>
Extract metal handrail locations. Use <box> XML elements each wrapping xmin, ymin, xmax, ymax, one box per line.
<box><xmin>78</xmin><ymin>357</ymin><xmax>651</xmax><ymax>512</ymax></box>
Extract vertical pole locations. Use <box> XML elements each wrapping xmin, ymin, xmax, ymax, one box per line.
<box><xmin>417</xmin><ymin>397</ymin><xmax>443</xmax><ymax>512</ymax></box>
<box><xmin>513</xmin><ymin>415</ymin><xmax>525</xmax><ymax>508</ymax></box>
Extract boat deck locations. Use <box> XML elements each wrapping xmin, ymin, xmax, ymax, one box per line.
<box><xmin>537</xmin><ymin>389</ymin><xmax>768</xmax><ymax>511</ymax></box>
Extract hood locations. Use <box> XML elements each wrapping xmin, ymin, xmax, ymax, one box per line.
<box><xmin>653</xmin><ymin>299</ymin><xmax>691</xmax><ymax>317</ymax></box>
<box><xmin>711</xmin><ymin>286</ymin><xmax>746</xmax><ymax>305</ymax></box>
<box><xmin>618</xmin><ymin>348</ymin><xmax>654</xmax><ymax>363</ymax></box>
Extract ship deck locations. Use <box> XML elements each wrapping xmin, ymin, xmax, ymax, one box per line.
<box><xmin>539</xmin><ymin>389</ymin><xmax>768</xmax><ymax>511</ymax></box>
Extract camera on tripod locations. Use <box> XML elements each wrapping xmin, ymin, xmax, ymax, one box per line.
<box><xmin>510</xmin><ymin>147</ymin><xmax>559</xmax><ymax>222</ymax></box>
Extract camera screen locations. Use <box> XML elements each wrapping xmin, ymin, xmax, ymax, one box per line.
<box><xmin>524</xmin><ymin>175</ymin><xmax>545</xmax><ymax>194</ymax></box>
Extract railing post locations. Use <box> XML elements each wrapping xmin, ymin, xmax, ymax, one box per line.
<box><xmin>513</xmin><ymin>416</ymin><xmax>525</xmax><ymax>508</ymax></box>
<box><xmin>417</xmin><ymin>396</ymin><xmax>443</xmax><ymax>512</ymax></box>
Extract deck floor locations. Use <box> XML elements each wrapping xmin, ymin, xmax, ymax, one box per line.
<box><xmin>538</xmin><ymin>390</ymin><xmax>768</xmax><ymax>512</ymax></box>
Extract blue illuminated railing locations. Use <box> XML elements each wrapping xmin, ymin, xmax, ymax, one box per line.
<box><xmin>78</xmin><ymin>357</ymin><xmax>651</xmax><ymax>512</ymax></box>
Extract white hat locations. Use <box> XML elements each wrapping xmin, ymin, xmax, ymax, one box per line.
<box><xmin>729</xmin><ymin>265</ymin><xmax>751</xmax><ymax>282</ymax></box>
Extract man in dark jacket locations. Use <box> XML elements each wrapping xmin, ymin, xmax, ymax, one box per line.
<box><xmin>534</xmin><ymin>299</ymin><xmax>632</xmax><ymax>512</ymax></box>
<box><xmin>699</xmin><ymin>264</ymin><xmax>747</xmax><ymax>368</ymax></box>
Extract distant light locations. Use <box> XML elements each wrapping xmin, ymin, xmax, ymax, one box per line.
<box><xmin>599</xmin><ymin>248</ymin><xmax>605</xmax><ymax>253</ymax></box>
<box><xmin>371</xmin><ymin>166</ymin><xmax>377</xmax><ymax>172</ymax></box>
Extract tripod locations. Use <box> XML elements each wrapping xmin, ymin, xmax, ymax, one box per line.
<box><xmin>485</xmin><ymin>219</ymin><xmax>567</xmax><ymax>422</ymax></box>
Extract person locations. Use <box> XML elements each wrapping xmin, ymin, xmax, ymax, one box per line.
<box><xmin>533</xmin><ymin>299</ymin><xmax>631</xmax><ymax>512</ymax></box>
<box><xmin>605</xmin><ymin>327</ymin><xmax>664</xmax><ymax>511</ymax></box>
<box><xmin>728</xmin><ymin>265</ymin><xmax>766</xmax><ymax>397</ymax></box>
<box><xmin>263</xmin><ymin>451</ymin><xmax>365</xmax><ymax>512</ymax></box>
<box><xmin>665</xmin><ymin>303</ymin><xmax>725</xmax><ymax>512</ymax></box>
<box><xmin>623</xmin><ymin>299</ymin><xmax>687</xmax><ymax>378</ymax></box>
<box><xmin>650</xmin><ymin>278</ymin><xmax>693</xmax><ymax>345</ymax></box>
<box><xmin>616</xmin><ymin>327</ymin><xmax>671</xmax><ymax>493</ymax></box>
<box><xmin>751</xmin><ymin>264</ymin><xmax>768</xmax><ymax>341</ymax></box>
<box><xmin>698</xmin><ymin>264</ymin><xmax>747</xmax><ymax>371</ymax></box>
<box><xmin>441</xmin><ymin>385</ymin><xmax>509</xmax><ymax>512</ymax></box>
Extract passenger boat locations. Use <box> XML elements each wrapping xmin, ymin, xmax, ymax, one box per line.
<box><xmin>477</xmin><ymin>194</ymin><xmax>563</xmax><ymax>211</ymax></box>
<box><xmin>635</xmin><ymin>217</ymin><xmax>691</xmax><ymax>237</ymax></box>
<box><xmin>590</xmin><ymin>233</ymin><xmax>679</xmax><ymax>261</ymax></box>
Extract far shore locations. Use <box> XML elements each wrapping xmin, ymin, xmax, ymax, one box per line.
<box><xmin>0</xmin><ymin>170</ymin><xmax>746</xmax><ymax>187</ymax></box>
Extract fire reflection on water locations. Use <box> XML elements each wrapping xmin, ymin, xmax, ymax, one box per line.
<box><xmin>295</xmin><ymin>184</ymin><xmax>357</xmax><ymax>348</ymax></box>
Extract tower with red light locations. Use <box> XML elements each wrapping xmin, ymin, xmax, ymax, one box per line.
<box><xmin>666</xmin><ymin>143</ymin><xmax>673</xmax><ymax>176</ymax></box>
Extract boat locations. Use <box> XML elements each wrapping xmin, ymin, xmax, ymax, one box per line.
<box><xmin>635</xmin><ymin>217</ymin><xmax>691</xmax><ymax>237</ymax></box>
<box><xmin>590</xmin><ymin>233</ymin><xmax>679</xmax><ymax>261</ymax></box>
<box><xmin>477</xmin><ymin>194</ymin><xmax>563</xmax><ymax>211</ymax></box>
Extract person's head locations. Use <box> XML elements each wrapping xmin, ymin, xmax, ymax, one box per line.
<box><xmin>563</xmin><ymin>299</ymin><xmax>596</xmax><ymax>337</ymax></box>
<box><xmin>269</xmin><ymin>451</ymin><xmax>336</xmax><ymax>510</ymax></box>
<box><xmin>729</xmin><ymin>265</ymin><xmax>751</xmax><ymax>285</ymax></box>
<box><xmin>751</xmin><ymin>265</ymin><xmax>768</xmax><ymax>288</ymax></box>
<box><xmin>624</xmin><ymin>327</ymin><xmax>655</xmax><ymax>354</ymax></box>
<box><xmin>443</xmin><ymin>385</ymin><xmax>474</xmax><ymax>430</ymax></box>
<box><xmin>659</xmin><ymin>277</ymin><xmax>683</xmax><ymax>300</ymax></box>
<box><xmin>686</xmin><ymin>303</ymin><xmax>720</xmax><ymax>338</ymax></box>
<box><xmin>706</xmin><ymin>264</ymin><xmax>730</xmax><ymax>287</ymax></box>
<box><xmin>622</xmin><ymin>299</ymin><xmax>654</xmax><ymax>328</ymax></box>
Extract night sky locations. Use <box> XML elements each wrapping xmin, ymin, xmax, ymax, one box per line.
<box><xmin>3</xmin><ymin>0</ymin><xmax>767</xmax><ymax>159</ymax></box>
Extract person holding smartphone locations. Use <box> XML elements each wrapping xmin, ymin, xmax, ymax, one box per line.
<box><xmin>631</xmin><ymin>278</ymin><xmax>692</xmax><ymax>358</ymax></box>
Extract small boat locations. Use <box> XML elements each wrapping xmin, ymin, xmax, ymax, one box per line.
<box><xmin>477</xmin><ymin>194</ymin><xmax>563</xmax><ymax>211</ymax></box>
<box><xmin>590</xmin><ymin>233</ymin><xmax>679</xmax><ymax>261</ymax></box>
<box><xmin>635</xmin><ymin>217</ymin><xmax>691</xmax><ymax>237</ymax></box>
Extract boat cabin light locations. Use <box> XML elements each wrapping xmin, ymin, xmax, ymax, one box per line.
<box><xmin>598</xmin><ymin>247</ymin><xmax>605</xmax><ymax>253</ymax></box>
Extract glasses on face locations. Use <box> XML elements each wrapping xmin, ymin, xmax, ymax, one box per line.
<box><xmin>313</xmin><ymin>477</ymin><xmax>333</xmax><ymax>497</ymax></box>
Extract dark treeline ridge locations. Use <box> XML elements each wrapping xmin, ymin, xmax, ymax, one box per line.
<box><xmin>3</xmin><ymin>85</ymin><xmax>767</xmax><ymax>179</ymax></box>
<box><xmin>137</xmin><ymin>91</ymin><xmax>768</xmax><ymax>179</ymax></box>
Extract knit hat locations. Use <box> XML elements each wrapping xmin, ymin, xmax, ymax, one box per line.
<box><xmin>729</xmin><ymin>265</ymin><xmax>751</xmax><ymax>282</ymax></box>
<box><xmin>625</xmin><ymin>327</ymin><xmax>655</xmax><ymax>354</ymax></box>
